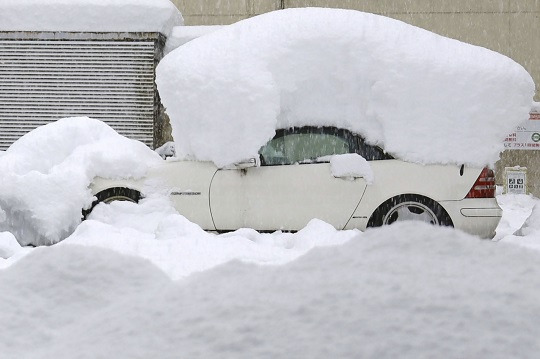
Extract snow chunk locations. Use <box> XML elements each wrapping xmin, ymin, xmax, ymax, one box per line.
<box><xmin>0</xmin><ymin>0</ymin><xmax>183</xmax><ymax>36</ymax></box>
<box><xmin>496</xmin><ymin>193</ymin><xmax>540</xmax><ymax>251</ymax></box>
<box><xmin>0</xmin><ymin>117</ymin><xmax>162</xmax><ymax>246</ymax></box>
<box><xmin>330</xmin><ymin>153</ymin><xmax>374</xmax><ymax>183</ymax></box>
<box><xmin>494</xmin><ymin>193</ymin><xmax>537</xmax><ymax>239</ymax></box>
<box><xmin>0</xmin><ymin>232</ymin><xmax>20</xmax><ymax>259</ymax></box>
<box><xmin>157</xmin><ymin>8</ymin><xmax>534</xmax><ymax>168</ymax></box>
<box><xmin>514</xmin><ymin>204</ymin><xmax>540</xmax><ymax>237</ymax></box>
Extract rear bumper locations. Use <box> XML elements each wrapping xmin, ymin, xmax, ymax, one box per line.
<box><xmin>439</xmin><ymin>198</ymin><xmax>502</xmax><ymax>239</ymax></box>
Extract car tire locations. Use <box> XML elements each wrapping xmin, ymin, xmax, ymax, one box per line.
<box><xmin>83</xmin><ymin>187</ymin><xmax>141</xmax><ymax>219</ymax></box>
<box><xmin>367</xmin><ymin>194</ymin><xmax>453</xmax><ymax>228</ymax></box>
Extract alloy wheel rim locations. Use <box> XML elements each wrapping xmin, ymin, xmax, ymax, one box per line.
<box><xmin>383</xmin><ymin>201</ymin><xmax>439</xmax><ymax>225</ymax></box>
<box><xmin>103</xmin><ymin>195</ymin><xmax>136</xmax><ymax>204</ymax></box>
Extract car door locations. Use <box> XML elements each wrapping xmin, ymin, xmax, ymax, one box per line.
<box><xmin>209</xmin><ymin>127</ymin><xmax>369</xmax><ymax>231</ymax></box>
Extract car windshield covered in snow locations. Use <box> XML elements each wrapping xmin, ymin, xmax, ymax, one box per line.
<box><xmin>259</xmin><ymin>127</ymin><xmax>392</xmax><ymax>166</ymax></box>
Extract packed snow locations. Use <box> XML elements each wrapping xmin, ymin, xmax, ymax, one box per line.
<box><xmin>156</xmin><ymin>8</ymin><xmax>535</xmax><ymax>168</ymax></box>
<box><xmin>0</xmin><ymin>0</ymin><xmax>183</xmax><ymax>36</ymax></box>
<box><xmin>0</xmin><ymin>117</ymin><xmax>162</xmax><ymax>246</ymax></box>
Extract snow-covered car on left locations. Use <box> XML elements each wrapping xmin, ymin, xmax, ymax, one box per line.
<box><xmin>87</xmin><ymin>126</ymin><xmax>502</xmax><ymax>239</ymax></box>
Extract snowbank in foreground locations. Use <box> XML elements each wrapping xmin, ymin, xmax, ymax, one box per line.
<box><xmin>0</xmin><ymin>117</ymin><xmax>162</xmax><ymax>246</ymax></box>
<box><xmin>2</xmin><ymin>222</ymin><xmax>540</xmax><ymax>358</ymax></box>
<box><xmin>0</xmin><ymin>0</ymin><xmax>183</xmax><ymax>35</ymax></box>
<box><xmin>157</xmin><ymin>8</ymin><xmax>534</xmax><ymax>168</ymax></box>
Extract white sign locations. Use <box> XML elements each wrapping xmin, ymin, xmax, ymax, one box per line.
<box><xmin>504</xmin><ymin>113</ymin><xmax>540</xmax><ymax>150</ymax></box>
<box><xmin>504</xmin><ymin>167</ymin><xmax>527</xmax><ymax>194</ymax></box>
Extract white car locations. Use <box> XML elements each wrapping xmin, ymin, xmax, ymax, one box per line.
<box><xmin>88</xmin><ymin>126</ymin><xmax>502</xmax><ymax>238</ymax></box>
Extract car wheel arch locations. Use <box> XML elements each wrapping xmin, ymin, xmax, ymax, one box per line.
<box><xmin>83</xmin><ymin>187</ymin><xmax>142</xmax><ymax>219</ymax></box>
<box><xmin>366</xmin><ymin>193</ymin><xmax>454</xmax><ymax>228</ymax></box>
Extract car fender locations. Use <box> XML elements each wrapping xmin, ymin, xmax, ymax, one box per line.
<box><xmin>345</xmin><ymin>160</ymin><xmax>483</xmax><ymax>229</ymax></box>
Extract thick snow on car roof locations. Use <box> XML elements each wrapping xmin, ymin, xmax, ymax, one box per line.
<box><xmin>157</xmin><ymin>7</ymin><xmax>535</xmax><ymax>168</ymax></box>
<box><xmin>0</xmin><ymin>0</ymin><xmax>183</xmax><ymax>35</ymax></box>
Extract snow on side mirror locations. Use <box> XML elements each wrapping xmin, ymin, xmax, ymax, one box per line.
<box><xmin>330</xmin><ymin>153</ymin><xmax>374</xmax><ymax>184</ymax></box>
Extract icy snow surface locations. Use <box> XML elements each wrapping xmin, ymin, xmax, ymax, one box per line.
<box><xmin>157</xmin><ymin>8</ymin><xmax>535</xmax><ymax>168</ymax></box>
<box><xmin>0</xmin><ymin>117</ymin><xmax>162</xmax><ymax>246</ymax></box>
<box><xmin>0</xmin><ymin>0</ymin><xmax>183</xmax><ymax>35</ymax></box>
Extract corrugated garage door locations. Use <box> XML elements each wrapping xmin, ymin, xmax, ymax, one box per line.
<box><xmin>0</xmin><ymin>39</ymin><xmax>156</xmax><ymax>150</ymax></box>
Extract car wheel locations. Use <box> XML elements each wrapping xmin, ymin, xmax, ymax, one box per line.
<box><xmin>83</xmin><ymin>187</ymin><xmax>141</xmax><ymax>219</ymax></box>
<box><xmin>367</xmin><ymin>194</ymin><xmax>453</xmax><ymax>228</ymax></box>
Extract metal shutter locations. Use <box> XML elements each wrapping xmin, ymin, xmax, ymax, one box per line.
<box><xmin>0</xmin><ymin>39</ymin><xmax>156</xmax><ymax>150</ymax></box>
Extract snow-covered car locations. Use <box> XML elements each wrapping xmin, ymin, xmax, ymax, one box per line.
<box><xmin>88</xmin><ymin>126</ymin><xmax>501</xmax><ymax>238</ymax></box>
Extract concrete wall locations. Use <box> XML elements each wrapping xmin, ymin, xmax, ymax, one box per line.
<box><xmin>171</xmin><ymin>0</ymin><xmax>540</xmax><ymax>195</ymax></box>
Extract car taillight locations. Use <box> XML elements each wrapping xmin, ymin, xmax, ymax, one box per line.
<box><xmin>465</xmin><ymin>168</ymin><xmax>496</xmax><ymax>198</ymax></box>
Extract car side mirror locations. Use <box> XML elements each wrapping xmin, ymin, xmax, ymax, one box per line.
<box><xmin>234</xmin><ymin>157</ymin><xmax>260</xmax><ymax>169</ymax></box>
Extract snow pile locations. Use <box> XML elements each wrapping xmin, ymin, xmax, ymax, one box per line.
<box><xmin>494</xmin><ymin>193</ymin><xmax>537</xmax><ymax>239</ymax></box>
<box><xmin>62</xmin><ymin>195</ymin><xmax>356</xmax><ymax>279</ymax></box>
<box><xmin>492</xmin><ymin>192</ymin><xmax>540</xmax><ymax>252</ymax></box>
<box><xmin>157</xmin><ymin>8</ymin><xmax>534</xmax><ymax>168</ymax></box>
<box><xmin>498</xmin><ymin>194</ymin><xmax>540</xmax><ymax>251</ymax></box>
<box><xmin>2</xmin><ymin>223</ymin><xmax>540</xmax><ymax>358</ymax></box>
<box><xmin>330</xmin><ymin>153</ymin><xmax>374</xmax><ymax>183</ymax></box>
<box><xmin>515</xmin><ymin>204</ymin><xmax>540</xmax><ymax>236</ymax></box>
<box><xmin>0</xmin><ymin>117</ymin><xmax>162</xmax><ymax>246</ymax></box>
<box><xmin>0</xmin><ymin>0</ymin><xmax>183</xmax><ymax>36</ymax></box>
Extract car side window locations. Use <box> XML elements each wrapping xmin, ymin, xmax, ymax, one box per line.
<box><xmin>260</xmin><ymin>130</ymin><xmax>351</xmax><ymax>166</ymax></box>
<box><xmin>259</xmin><ymin>127</ymin><xmax>393</xmax><ymax>166</ymax></box>
<box><xmin>355</xmin><ymin>136</ymin><xmax>393</xmax><ymax>161</ymax></box>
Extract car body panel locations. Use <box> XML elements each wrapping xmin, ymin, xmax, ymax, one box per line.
<box><xmin>439</xmin><ymin>199</ymin><xmax>502</xmax><ymax>239</ymax></box>
<box><xmin>347</xmin><ymin>160</ymin><xmax>482</xmax><ymax>223</ymax></box>
<box><xmin>92</xmin><ymin>160</ymin><xmax>218</xmax><ymax>230</ymax></box>
<box><xmin>210</xmin><ymin>163</ymin><xmax>367</xmax><ymax>231</ymax></box>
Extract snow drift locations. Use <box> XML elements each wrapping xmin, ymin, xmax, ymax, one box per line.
<box><xmin>0</xmin><ymin>0</ymin><xmax>183</xmax><ymax>36</ymax></box>
<box><xmin>157</xmin><ymin>8</ymin><xmax>535</xmax><ymax>168</ymax></box>
<box><xmin>62</xmin><ymin>195</ymin><xmax>357</xmax><ymax>280</ymax></box>
<box><xmin>2</xmin><ymin>223</ymin><xmax>540</xmax><ymax>358</ymax></box>
<box><xmin>0</xmin><ymin>117</ymin><xmax>162</xmax><ymax>246</ymax></box>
